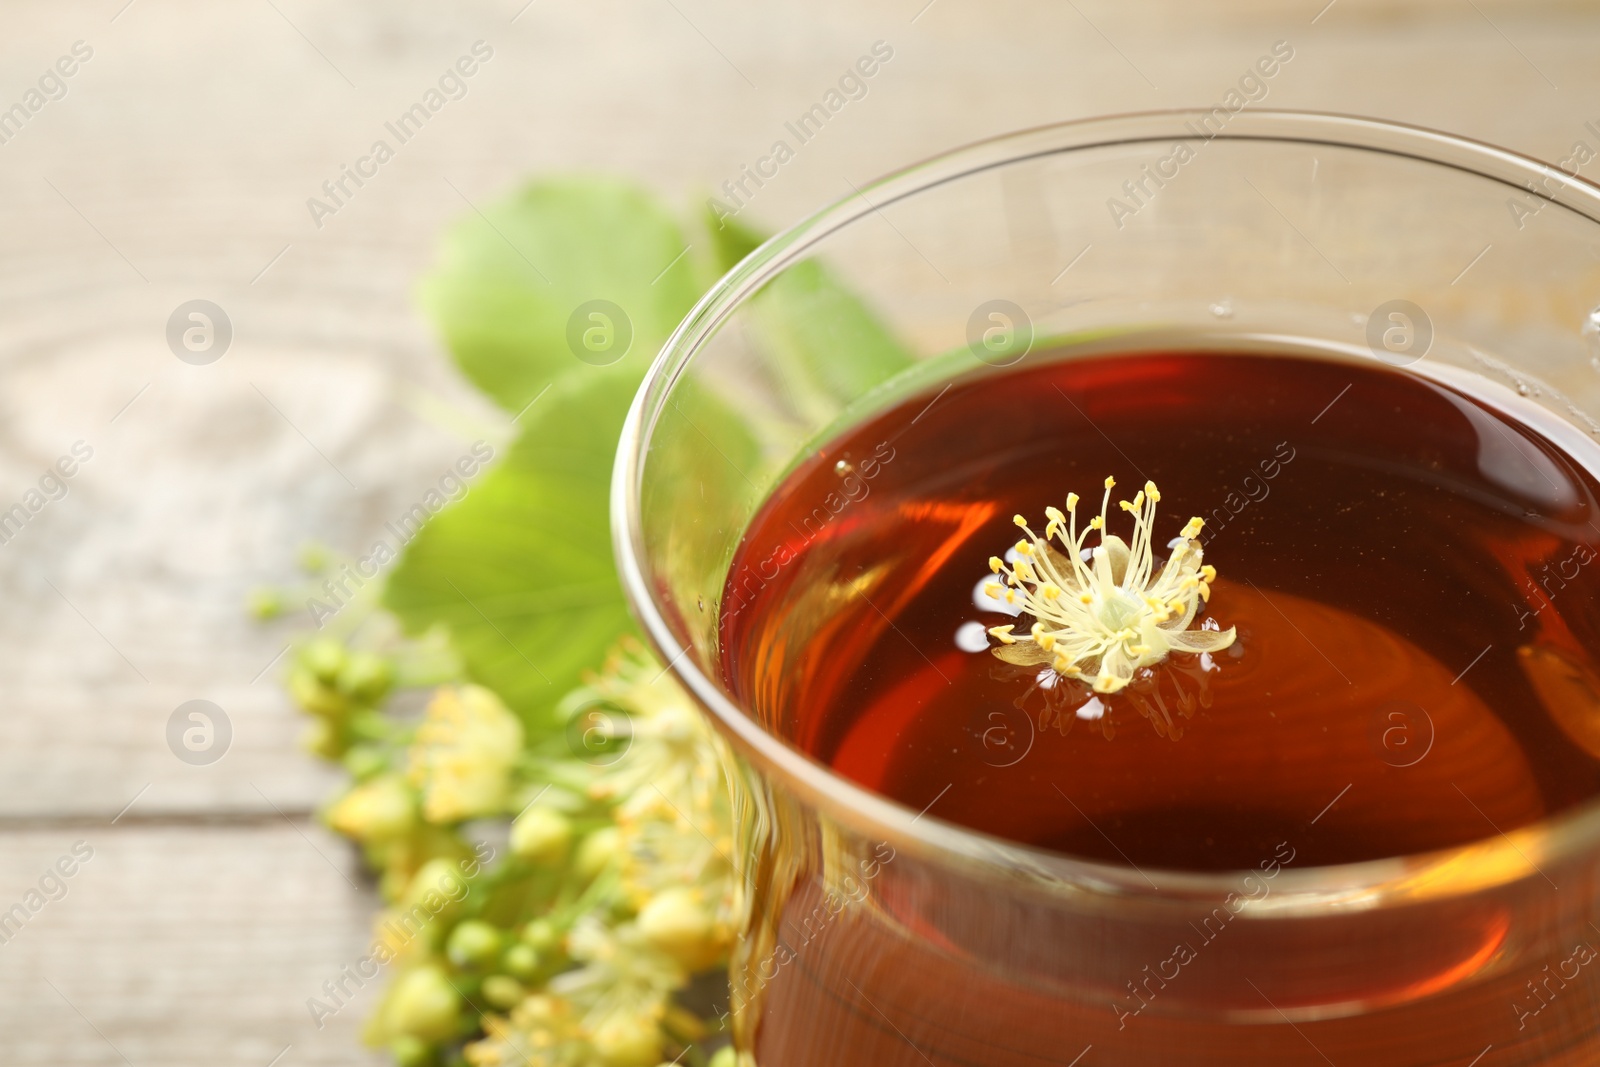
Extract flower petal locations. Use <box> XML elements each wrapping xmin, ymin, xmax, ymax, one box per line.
<box><xmin>1166</xmin><ymin>626</ymin><xmax>1237</xmax><ymax>654</ymax></box>
<box><xmin>992</xmin><ymin>642</ymin><xmax>1054</xmax><ymax>666</ymax></box>
<box><xmin>1099</xmin><ymin>535</ymin><xmax>1131</xmax><ymax>586</ymax></box>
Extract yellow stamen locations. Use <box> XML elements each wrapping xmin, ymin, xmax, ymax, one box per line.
<box><xmin>983</xmin><ymin>477</ymin><xmax>1237</xmax><ymax>693</ymax></box>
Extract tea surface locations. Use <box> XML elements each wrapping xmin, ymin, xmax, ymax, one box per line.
<box><xmin>721</xmin><ymin>350</ymin><xmax>1600</xmax><ymax>870</ymax></box>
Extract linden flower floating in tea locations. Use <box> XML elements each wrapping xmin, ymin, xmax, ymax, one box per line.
<box><xmin>986</xmin><ymin>477</ymin><xmax>1237</xmax><ymax>693</ymax></box>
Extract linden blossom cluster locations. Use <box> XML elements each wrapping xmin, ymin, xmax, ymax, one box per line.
<box><xmin>307</xmin><ymin>41</ymin><xmax>495</xmax><ymax>229</ymax></box>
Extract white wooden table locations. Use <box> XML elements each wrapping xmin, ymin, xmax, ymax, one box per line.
<box><xmin>0</xmin><ymin>0</ymin><xmax>1595</xmax><ymax>1061</ymax></box>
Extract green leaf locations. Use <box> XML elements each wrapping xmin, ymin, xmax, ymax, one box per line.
<box><xmin>387</xmin><ymin>179</ymin><xmax>915</xmax><ymax>727</ymax></box>
<box><xmin>383</xmin><ymin>369</ymin><xmax>640</xmax><ymax>727</ymax></box>
<box><xmin>703</xmin><ymin>208</ymin><xmax>766</xmax><ymax>277</ymax></box>
<box><xmin>420</xmin><ymin>177</ymin><xmax>700</xmax><ymax>413</ymax></box>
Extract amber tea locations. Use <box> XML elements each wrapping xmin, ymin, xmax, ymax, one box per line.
<box><xmin>717</xmin><ymin>348</ymin><xmax>1600</xmax><ymax>1065</ymax></box>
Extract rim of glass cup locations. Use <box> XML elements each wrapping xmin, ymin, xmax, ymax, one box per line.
<box><xmin>613</xmin><ymin>109</ymin><xmax>1600</xmax><ymax>908</ymax></box>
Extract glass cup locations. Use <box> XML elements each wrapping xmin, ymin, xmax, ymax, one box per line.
<box><xmin>612</xmin><ymin>112</ymin><xmax>1600</xmax><ymax>1066</ymax></box>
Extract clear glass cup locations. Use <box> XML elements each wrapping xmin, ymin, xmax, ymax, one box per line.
<box><xmin>612</xmin><ymin>112</ymin><xmax>1600</xmax><ymax>1066</ymax></box>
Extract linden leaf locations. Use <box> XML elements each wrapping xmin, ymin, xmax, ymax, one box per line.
<box><xmin>704</xmin><ymin>209</ymin><xmax>766</xmax><ymax>276</ymax></box>
<box><xmin>386</xmin><ymin>185</ymin><xmax>915</xmax><ymax>727</ymax></box>
<box><xmin>384</xmin><ymin>370</ymin><xmax>639</xmax><ymax>728</ymax></box>
<box><xmin>421</xmin><ymin>177</ymin><xmax>701</xmax><ymax>413</ymax></box>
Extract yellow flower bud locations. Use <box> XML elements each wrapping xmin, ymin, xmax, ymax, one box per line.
<box><xmin>576</xmin><ymin>826</ymin><xmax>622</xmax><ymax>880</ymax></box>
<box><xmin>302</xmin><ymin>638</ymin><xmax>346</xmax><ymax>683</ymax></box>
<box><xmin>289</xmin><ymin>667</ymin><xmax>349</xmax><ymax>718</ymax></box>
<box><xmin>384</xmin><ymin>965</ymin><xmax>460</xmax><ymax>1042</ymax></box>
<box><xmin>480</xmin><ymin>974</ymin><xmax>525</xmax><ymax>1011</ymax></box>
<box><xmin>510</xmin><ymin>806</ymin><xmax>572</xmax><ymax>865</ymax></box>
<box><xmin>591</xmin><ymin>1014</ymin><xmax>663</xmax><ymax>1067</ymax></box>
<box><xmin>326</xmin><ymin>774</ymin><xmax>415</xmax><ymax>843</ymax></box>
<box><xmin>638</xmin><ymin>887</ymin><xmax>715</xmax><ymax>968</ymax></box>
<box><xmin>399</xmin><ymin>857</ymin><xmax>472</xmax><ymax>920</ymax></box>
<box><xmin>300</xmin><ymin>717</ymin><xmax>342</xmax><ymax>760</ymax></box>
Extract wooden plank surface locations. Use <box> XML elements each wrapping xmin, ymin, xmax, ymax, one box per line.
<box><xmin>0</xmin><ymin>824</ymin><xmax>383</xmax><ymax>1065</ymax></box>
<box><xmin>0</xmin><ymin>0</ymin><xmax>1596</xmax><ymax>1061</ymax></box>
